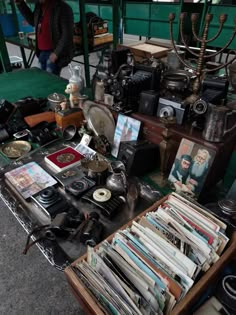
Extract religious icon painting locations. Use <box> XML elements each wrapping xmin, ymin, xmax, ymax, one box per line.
<box><xmin>168</xmin><ymin>138</ymin><xmax>216</xmax><ymax>198</ymax></box>
<box><xmin>111</xmin><ymin>114</ymin><xmax>141</xmax><ymax>157</ymax></box>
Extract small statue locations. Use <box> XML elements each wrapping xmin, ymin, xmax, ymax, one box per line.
<box><xmin>65</xmin><ymin>83</ymin><xmax>80</xmax><ymax>108</ymax></box>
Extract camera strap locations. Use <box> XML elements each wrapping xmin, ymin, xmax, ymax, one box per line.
<box><xmin>22</xmin><ymin>224</ymin><xmax>54</xmax><ymax>255</ymax></box>
<box><xmin>67</xmin><ymin>217</ymin><xmax>89</xmax><ymax>242</ymax></box>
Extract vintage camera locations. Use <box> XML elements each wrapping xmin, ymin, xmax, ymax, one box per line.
<box><xmin>157</xmin><ymin>97</ymin><xmax>189</xmax><ymax>125</ymax></box>
<box><xmin>118</xmin><ymin>140</ymin><xmax>159</xmax><ymax>176</ymax></box>
<box><xmin>0</xmin><ymin>124</ymin><xmax>10</xmax><ymax>142</ymax></box>
<box><xmin>202</xmin><ymin>75</ymin><xmax>229</xmax><ymax>101</ymax></box>
<box><xmin>138</xmin><ymin>90</ymin><xmax>159</xmax><ymax>116</ymax></box>
<box><xmin>28</xmin><ymin>122</ymin><xmax>58</xmax><ymax>145</ymax></box>
<box><xmin>0</xmin><ymin>99</ymin><xmax>16</xmax><ymax>124</ymax></box>
<box><xmin>31</xmin><ymin>187</ymin><xmax>69</xmax><ymax>218</ymax></box>
<box><xmin>192</xmin><ymin>76</ymin><xmax>229</xmax><ymax>116</ymax></box>
<box><xmin>82</xmin><ymin>186</ymin><xmax>125</xmax><ymax>218</ymax></box>
<box><xmin>105</xmin><ymin>64</ymin><xmax>157</xmax><ymax>110</ymax></box>
<box><xmin>65</xmin><ymin>176</ymin><xmax>95</xmax><ymax>198</ymax></box>
<box><xmin>80</xmin><ymin>212</ymin><xmax>103</xmax><ymax>246</ymax></box>
<box><xmin>15</xmin><ymin>97</ymin><xmax>47</xmax><ymax>118</ymax></box>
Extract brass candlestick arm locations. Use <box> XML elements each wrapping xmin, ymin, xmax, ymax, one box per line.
<box><xmin>169</xmin><ymin>12</ymin><xmax>236</xmax><ymax>103</ymax></box>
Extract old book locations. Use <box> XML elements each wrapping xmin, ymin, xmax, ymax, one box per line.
<box><xmin>44</xmin><ymin>146</ymin><xmax>84</xmax><ymax>172</ymax></box>
<box><xmin>4</xmin><ymin>161</ymin><xmax>57</xmax><ymax>199</ymax></box>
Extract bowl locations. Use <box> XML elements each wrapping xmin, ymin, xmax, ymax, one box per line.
<box><xmin>47</xmin><ymin>93</ymin><xmax>66</xmax><ymax>111</ymax></box>
<box><xmin>62</xmin><ymin>125</ymin><xmax>77</xmax><ymax>141</ymax></box>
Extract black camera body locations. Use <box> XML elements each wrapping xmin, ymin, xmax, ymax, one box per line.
<box><xmin>80</xmin><ymin>212</ymin><xmax>103</xmax><ymax>247</ymax></box>
<box><xmin>31</xmin><ymin>186</ymin><xmax>69</xmax><ymax>218</ymax></box>
<box><xmin>157</xmin><ymin>97</ymin><xmax>189</xmax><ymax>125</ymax></box>
<box><xmin>65</xmin><ymin>176</ymin><xmax>95</xmax><ymax>198</ymax></box>
<box><xmin>0</xmin><ymin>124</ymin><xmax>10</xmax><ymax>142</ymax></box>
<box><xmin>202</xmin><ymin>76</ymin><xmax>229</xmax><ymax>101</ymax></box>
<box><xmin>105</xmin><ymin>63</ymin><xmax>161</xmax><ymax>110</ymax></box>
<box><xmin>192</xmin><ymin>76</ymin><xmax>229</xmax><ymax>116</ymax></box>
<box><xmin>118</xmin><ymin>140</ymin><xmax>160</xmax><ymax>176</ymax></box>
<box><xmin>138</xmin><ymin>90</ymin><xmax>159</xmax><ymax>116</ymax></box>
<box><xmin>28</xmin><ymin>123</ymin><xmax>58</xmax><ymax>145</ymax></box>
<box><xmin>82</xmin><ymin>186</ymin><xmax>125</xmax><ymax>218</ymax></box>
<box><xmin>0</xmin><ymin>99</ymin><xmax>16</xmax><ymax>124</ymax></box>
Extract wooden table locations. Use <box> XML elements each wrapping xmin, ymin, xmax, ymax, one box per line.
<box><xmin>131</xmin><ymin>113</ymin><xmax>236</xmax><ymax>200</ymax></box>
<box><xmin>0</xmin><ymin>67</ymin><xmax>67</xmax><ymax>102</ymax></box>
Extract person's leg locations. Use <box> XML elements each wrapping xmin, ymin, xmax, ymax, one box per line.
<box><xmin>46</xmin><ymin>58</ymin><xmax>61</xmax><ymax>76</ymax></box>
<box><xmin>38</xmin><ymin>51</ymin><xmax>50</xmax><ymax>71</ymax></box>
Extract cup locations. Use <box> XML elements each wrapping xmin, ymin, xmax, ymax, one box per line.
<box><xmin>18</xmin><ymin>32</ymin><xmax>24</xmax><ymax>40</ymax></box>
<box><xmin>104</xmin><ymin>93</ymin><xmax>114</xmax><ymax>106</ymax></box>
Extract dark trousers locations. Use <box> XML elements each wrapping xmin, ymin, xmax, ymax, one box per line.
<box><xmin>38</xmin><ymin>50</ymin><xmax>61</xmax><ymax>75</ymax></box>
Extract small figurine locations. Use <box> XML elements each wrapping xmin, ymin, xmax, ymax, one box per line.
<box><xmin>65</xmin><ymin>83</ymin><xmax>80</xmax><ymax>108</ymax></box>
<box><xmin>59</xmin><ymin>101</ymin><xmax>68</xmax><ymax>111</ymax></box>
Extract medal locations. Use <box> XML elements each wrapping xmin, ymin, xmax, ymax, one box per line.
<box><xmin>56</xmin><ymin>153</ymin><xmax>75</xmax><ymax>164</ymax></box>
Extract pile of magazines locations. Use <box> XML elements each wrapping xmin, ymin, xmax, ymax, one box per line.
<box><xmin>73</xmin><ymin>193</ymin><xmax>229</xmax><ymax>315</ymax></box>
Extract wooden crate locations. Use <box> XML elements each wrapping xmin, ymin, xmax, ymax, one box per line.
<box><xmin>64</xmin><ymin>197</ymin><xmax>236</xmax><ymax>315</ymax></box>
<box><xmin>73</xmin><ymin>33</ymin><xmax>113</xmax><ymax>48</ymax></box>
<box><xmin>118</xmin><ymin>41</ymin><xmax>171</xmax><ymax>62</ymax></box>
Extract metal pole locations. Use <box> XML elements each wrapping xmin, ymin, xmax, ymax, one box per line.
<box><xmin>112</xmin><ymin>0</ymin><xmax>119</xmax><ymax>48</ymax></box>
<box><xmin>79</xmin><ymin>0</ymin><xmax>90</xmax><ymax>87</ymax></box>
<box><xmin>9</xmin><ymin>0</ymin><xmax>19</xmax><ymax>33</ymax></box>
<box><xmin>0</xmin><ymin>24</ymin><xmax>11</xmax><ymax>72</ymax></box>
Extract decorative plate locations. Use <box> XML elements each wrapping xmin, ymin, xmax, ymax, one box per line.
<box><xmin>1</xmin><ymin>141</ymin><xmax>31</xmax><ymax>158</ymax></box>
<box><xmin>82</xmin><ymin>101</ymin><xmax>115</xmax><ymax>144</ymax></box>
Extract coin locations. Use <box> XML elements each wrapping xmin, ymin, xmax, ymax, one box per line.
<box><xmin>56</xmin><ymin>153</ymin><xmax>75</xmax><ymax>163</ymax></box>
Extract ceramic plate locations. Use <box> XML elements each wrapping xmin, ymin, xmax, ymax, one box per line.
<box><xmin>1</xmin><ymin>140</ymin><xmax>31</xmax><ymax>158</ymax></box>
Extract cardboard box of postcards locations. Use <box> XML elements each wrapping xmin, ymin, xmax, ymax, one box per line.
<box><xmin>64</xmin><ymin>193</ymin><xmax>236</xmax><ymax>315</ymax></box>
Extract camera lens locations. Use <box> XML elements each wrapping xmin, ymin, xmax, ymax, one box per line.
<box><xmin>85</xmin><ymin>239</ymin><xmax>96</xmax><ymax>247</ymax></box>
<box><xmin>159</xmin><ymin>105</ymin><xmax>175</xmax><ymax>118</ymax></box>
<box><xmin>193</xmin><ymin>99</ymin><xmax>208</xmax><ymax>115</ymax></box>
<box><xmin>41</xmin><ymin>187</ymin><xmax>55</xmax><ymax>199</ymax></box>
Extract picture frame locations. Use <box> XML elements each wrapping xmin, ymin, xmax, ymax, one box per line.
<box><xmin>168</xmin><ymin>138</ymin><xmax>216</xmax><ymax>198</ymax></box>
<box><xmin>111</xmin><ymin>114</ymin><xmax>141</xmax><ymax>157</ymax></box>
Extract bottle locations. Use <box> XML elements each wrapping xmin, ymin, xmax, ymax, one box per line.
<box><xmin>68</xmin><ymin>64</ymin><xmax>84</xmax><ymax>95</ymax></box>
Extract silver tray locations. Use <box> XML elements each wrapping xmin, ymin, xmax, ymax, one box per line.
<box><xmin>82</xmin><ymin>101</ymin><xmax>115</xmax><ymax>144</ymax></box>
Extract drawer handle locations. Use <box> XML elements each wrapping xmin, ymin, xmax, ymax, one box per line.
<box><xmin>143</xmin><ymin>127</ymin><xmax>150</xmax><ymax>135</ymax></box>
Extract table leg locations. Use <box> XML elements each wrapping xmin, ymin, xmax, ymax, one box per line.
<box><xmin>28</xmin><ymin>51</ymin><xmax>36</xmax><ymax>67</ymax></box>
<box><xmin>20</xmin><ymin>46</ymin><xmax>29</xmax><ymax>68</ymax></box>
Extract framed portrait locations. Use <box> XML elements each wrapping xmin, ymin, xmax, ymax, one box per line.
<box><xmin>111</xmin><ymin>114</ymin><xmax>141</xmax><ymax>157</ymax></box>
<box><xmin>168</xmin><ymin>138</ymin><xmax>216</xmax><ymax>198</ymax></box>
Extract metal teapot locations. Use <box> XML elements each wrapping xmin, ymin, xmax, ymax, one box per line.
<box><xmin>106</xmin><ymin>161</ymin><xmax>127</xmax><ymax>194</ymax></box>
<box><xmin>202</xmin><ymin>103</ymin><xmax>236</xmax><ymax>142</ymax></box>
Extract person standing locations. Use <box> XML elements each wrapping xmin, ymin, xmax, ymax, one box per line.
<box><xmin>15</xmin><ymin>0</ymin><xmax>74</xmax><ymax>75</ymax></box>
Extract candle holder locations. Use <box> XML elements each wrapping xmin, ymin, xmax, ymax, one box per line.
<box><xmin>169</xmin><ymin>12</ymin><xmax>236</xmax><ymax>103</ymax></box>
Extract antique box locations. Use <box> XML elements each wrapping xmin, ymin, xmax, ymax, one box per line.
<box><xmin>118</xmin><ymin>40</ymin><xmax>171</xmax><ymax>62</ymax></box>
<box><xmin>64</xmin><ymin>197</ymin><xmax>236</xmax><ymax>315</ymax></box>
<box><xmin>55</xmin><ymin>109</ymin><xmax>84</xmax><ymax>129</ymax></box>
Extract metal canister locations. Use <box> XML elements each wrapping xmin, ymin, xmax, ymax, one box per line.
<box><xmin>167</xmin><ymin>50</ymin><xmax>185</xmax><ymax>70</ymax></box>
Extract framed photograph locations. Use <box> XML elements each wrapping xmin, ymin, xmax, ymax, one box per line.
<box><xmin>168</xmin><ymin>138</ymin><xmax>216</xmax><ymax>198</ymax></box>
<box><xmin>111</xmin><ymin>114</ymin><xmax>141</xmax><ymax>157</ymax></box>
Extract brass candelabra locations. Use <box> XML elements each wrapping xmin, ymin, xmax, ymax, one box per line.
<box><xmin>169</xmin><ymin>12</ymin><xmax>236</xmax><ymax>103</ymax></box>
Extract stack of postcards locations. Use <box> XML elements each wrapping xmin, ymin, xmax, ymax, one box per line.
<box><xmin>73</xmin><ymin>192</ymin><xmax>229</xmax><ymax>315</ymax></box>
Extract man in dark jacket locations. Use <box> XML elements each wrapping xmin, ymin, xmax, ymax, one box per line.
<box><xmin>15</xmin><ymin>0</ymin><xmax>74</xmax><ymax>75</ymax></box>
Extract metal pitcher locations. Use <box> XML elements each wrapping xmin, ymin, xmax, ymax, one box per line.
<box><xmin>202</xmin><ymin>103</ymin><xmax>236</xmax><ymax>142</ymax></box>
<box><xmin>106</xmin><ymin>170</ymin><xmax>127</xmax><ymax>194</ymax></box>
